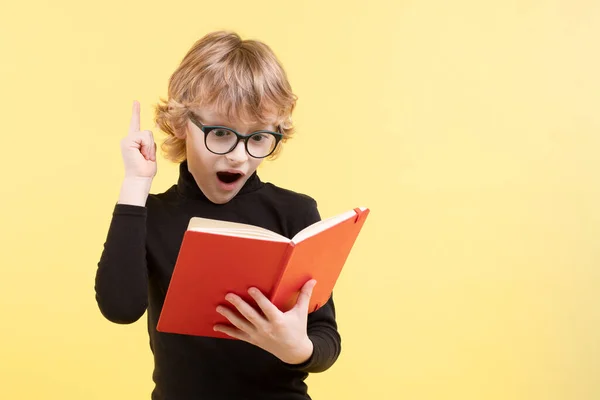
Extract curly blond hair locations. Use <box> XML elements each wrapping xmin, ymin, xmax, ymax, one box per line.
<box><xmin>154</xmin><ymin>31</ymin><xmax>298</xmax><ymax>162</ymax></box>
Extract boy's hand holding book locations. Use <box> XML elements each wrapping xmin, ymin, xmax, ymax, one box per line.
<box><xmin>214</xmin><ymin>279</ymin><xmax>318</xmax><ymax>365</ymax></box>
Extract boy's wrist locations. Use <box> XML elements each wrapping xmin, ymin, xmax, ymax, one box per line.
<box><xmin>118</xmin><ymin>176</ymin><xmax>153</xmax><ymax>206</ymax></box>
<box><xmin>282</xmin><ymin>336</ymin><xmax>314</xmax><ymax>366</ymax></box>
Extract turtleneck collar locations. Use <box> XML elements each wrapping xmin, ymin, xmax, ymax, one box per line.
<box><xmin>176</xmin><ymin>160</ymin><xmax>264</xmax><ymax>202</ymax></box>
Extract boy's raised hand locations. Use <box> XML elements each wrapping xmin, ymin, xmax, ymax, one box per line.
<box><xmin>214</xmin><ymin>279</ymin><xmax>317</xmax><ymax>365</ymax></box>
<box><xmin>121</xmin><ymin>101</ymin><xmax>157</xmax><ymax>179</ymax></box>
<box><xmin>117</xmin><ymin>101</ymin><xmax>157</xmax><ymax>206</ymax></box>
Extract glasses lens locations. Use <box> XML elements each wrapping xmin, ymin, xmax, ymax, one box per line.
<box><xmin>206</xmin><ymin>128</ymin><xmax>238</xmax><ymax>154</ymax></box>
<box><xmin>247</xmin><ymin>133</ymin><xmax>277</xmax><ymax>158</ymax></box>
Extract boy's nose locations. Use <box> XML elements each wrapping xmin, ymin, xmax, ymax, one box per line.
<box><xmin>226</xmin><ymin>141</ymin><xmax>249</xmax><ymax>164</ymax></box>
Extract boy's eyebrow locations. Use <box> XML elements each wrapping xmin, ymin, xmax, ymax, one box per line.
<box><xmin>192</xmin><ymin>112</ymin><xmax>277</xmax><ymax>132</ymax></box>
<box><xmin>189</xmin><ymin>111</ymin><xmax>216</xmax><ymax>124</ymax></box>
<box><xmin>191</xmin><ymin>111</ymin><xmax>233</xmax><ymax>128</ymax></box>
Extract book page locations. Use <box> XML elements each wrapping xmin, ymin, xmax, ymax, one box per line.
<box><xmin>188</xmin><ymin>217</ymin><xmax>289</xmax><ymax>242</ymax></box>
<box><xmin>292</xmin><ymin>207</ymin><xmax>367</xmax><ymax>243</ymax></box>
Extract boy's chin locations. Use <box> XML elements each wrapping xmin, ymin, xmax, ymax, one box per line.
<box><xmin>202</xmin><ymin>182</ymin><xmax>244</xmax><ymax>204</ymax></box>
<box><xmin>202</xmin><ymin>189</ymin><xmax>238</xmax><ymax>204</ymax></box>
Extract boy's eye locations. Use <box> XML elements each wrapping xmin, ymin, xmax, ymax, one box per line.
<box><xmin>213</xmin><ymin>129</ymin><xmax>231</xmax><ymax>137</ymax></box>
<box><xmin>251</xmin><ymin>134</ymin><xmax>267</xmax><ymax>142</ymax></box>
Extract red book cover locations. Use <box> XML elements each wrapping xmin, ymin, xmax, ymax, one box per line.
<box><xmin>156</xmin><ymin>207</ymin><xmax>369</xmax><ymax>339</ymax></box>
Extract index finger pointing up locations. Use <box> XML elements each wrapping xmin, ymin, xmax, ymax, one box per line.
<box><xmin>129</xmin><ymin>100</ymin><xmax>141</xmax><ymax>134</ymax></box>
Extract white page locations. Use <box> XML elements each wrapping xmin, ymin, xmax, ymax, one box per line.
<box><xmin>187</xmin><ymin>217</ymin><xmax>289</xmax><ymax>242</ymax></box>
<box><xmin>292</xmin><ymin>207</ymin><xmax>367</xmax><ymax>243</ymax></box>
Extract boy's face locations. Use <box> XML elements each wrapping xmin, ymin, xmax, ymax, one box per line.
<box><xmin>181</xmin><ymin>107</ymin><xmax>277</xmax><ymax>204</ymax></box>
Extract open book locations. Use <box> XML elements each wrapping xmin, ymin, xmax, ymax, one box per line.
<box><xmin>156</xmin><ymin>206</ymin><xmax>370</xmax><ymax>339</ymax></box>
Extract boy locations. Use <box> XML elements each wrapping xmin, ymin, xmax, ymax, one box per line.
<box><xmin>94</xmin><ymin>31</ymin><xmax>341</xmax><ymax>400</ymax></box>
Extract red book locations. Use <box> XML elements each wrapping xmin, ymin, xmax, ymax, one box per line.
<box><xmin>156</xmin><ymin>207</ymin><xmax>370</xmax><ymax>339</ymax></box>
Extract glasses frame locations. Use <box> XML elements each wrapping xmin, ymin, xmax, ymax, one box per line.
<box><xmin>188</xmin><ymin>114</ymin><xmax>283</xmax><ymax>159</ymax></box>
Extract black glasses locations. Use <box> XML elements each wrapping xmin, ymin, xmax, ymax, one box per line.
<box><xmin>189</xmin><ymin>114</ymin><xmax>283</xmax><ymax>159</ymax></box>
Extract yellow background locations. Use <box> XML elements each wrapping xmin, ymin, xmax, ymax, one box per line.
<box><xmin>1</xmin><ymin>0</ymin><xmax>599</xmax><ymax>399</ymax></box>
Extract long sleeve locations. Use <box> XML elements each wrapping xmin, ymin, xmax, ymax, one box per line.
<box><xmin>289</xmin><ymin>295</ymin><xmax>341</xmax><ymax>373</ymax></box>
<box><xmin>95</xmin><ymin>203</ymin><xmax>149</xmax><ymax>324</ymax></box>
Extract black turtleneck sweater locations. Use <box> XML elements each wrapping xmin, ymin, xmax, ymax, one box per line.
<box><xmin>94</xmin><ymin>161</ymin><xmax>341</xmax><ymax>400</ymax></box>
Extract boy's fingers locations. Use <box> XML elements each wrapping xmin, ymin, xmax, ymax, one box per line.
<box><xmin>129</xmin><ymin>100</ymin><xmax>141</xmax><ymax>134</ymax></box>
<box><xmin>294</xmin><ymin>279</ymin><xmax>316</xmax><ymax>312</ymax></box>
<box><xmin>248</xmin><ymin>287</ymin><xmax>280</xmax><ymax>321</ymax></box>
<box><xmin>136</xmin><ymin>131</ymin><xmax>154</xmax><ymax>159</ymax></box>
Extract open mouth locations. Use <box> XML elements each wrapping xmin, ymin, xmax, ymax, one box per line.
<box><xmin>217</xmin><ymin>171</ymin><xmax>243</xmax><ymax>184</ymax></box>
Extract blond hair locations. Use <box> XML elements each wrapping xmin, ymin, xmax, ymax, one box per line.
<box><xmin>154</xmin><ymin>31</ymin><xmax>297</xmax><ymax>162</ymax></box>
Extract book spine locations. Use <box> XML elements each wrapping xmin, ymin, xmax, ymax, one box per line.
<box><xmin>268</xmin><ymin>242</ymin><xmax>296</xmax><ymax>305</ymax></box>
